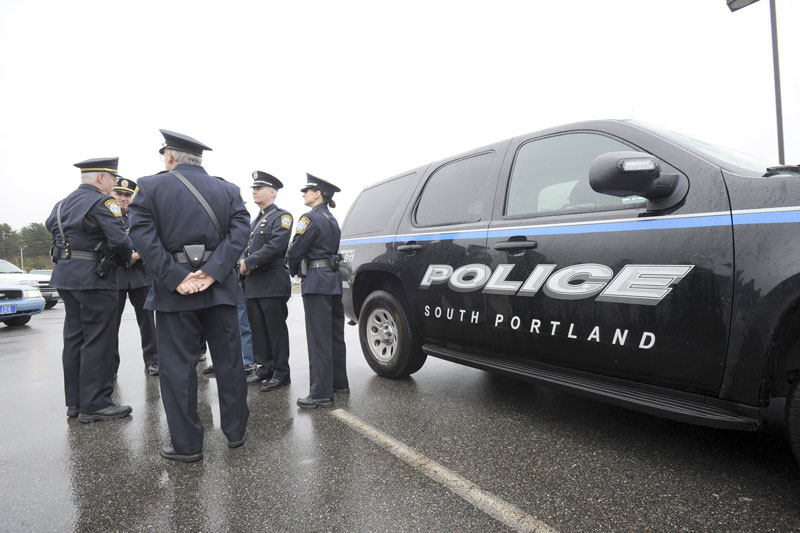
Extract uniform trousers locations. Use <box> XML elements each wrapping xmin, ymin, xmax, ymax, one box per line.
<box><xmin>237</xmin><ymin>298</ymin><xmax>254</xmax><ymax>366</ymax></box>
<box><xmin>246</xmin><ymin>296</ymin><xmax>290</xmax><ymax>380</ymax></box>
<box><xmin>302</xmin><ymin>293</ymin><xmax>347</xmax><ymax>399</ymax></box>
<box><xmin>60</xmin><ymin>289</ymin><xmax>119</xmax><ymax>413</ymax></box>
<box><xmin>198</xmin><ymin>300</ymin><xmax>253</xmax><ymax>365</ymax></box>
<box><xmin>114</xmin><ymin>285</ymin><xmax>158</xmax><ymax>370</ymax></box>
<box><xmin>156</xmin><ymin>305</ymin><xmax>249</xmax><ymax>453</ymax></box>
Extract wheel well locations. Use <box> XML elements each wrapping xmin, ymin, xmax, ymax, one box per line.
<box><xmin>766</xmin><ymin>300</ymin><xmax>800</xmax><ymax>397</ymax></box>
<box><xmin>352</xmin><ymin>270</ymin><xmax>406</xmax><ymax>320</ymax></box>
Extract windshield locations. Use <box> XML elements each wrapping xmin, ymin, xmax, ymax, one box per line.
<box><xmin>628</xmin><ymin>120</ymin><xmax>772</xmax><ymax>175</ymax></box>
<box><xmin>0</xmin><ymin>260</ymin><xmax>24</xmax><ymax>274</ymax></box>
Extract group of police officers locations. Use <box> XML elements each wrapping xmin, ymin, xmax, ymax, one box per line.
<box><xmin>46</xmin><ymin>129</ymin><xmax>348</xmax><ymax>462</ymax></box>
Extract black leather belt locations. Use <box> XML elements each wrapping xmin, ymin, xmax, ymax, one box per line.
<box><xmin>172</xmin><ymin>250</ymin><xmax>213</xmax><ymax>265</ymax></box>
<box><xmin>309</xmin><ymin>259</ymin><xmax>331</xmax><ymax>269</ymax></box>
<box><xmin>62</xmin><ymin>250</ymin><xmax>99</xmax><ymax>261</ymax></box>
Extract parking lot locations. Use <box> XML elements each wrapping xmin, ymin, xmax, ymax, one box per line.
<box><xmin>1</xmin><ymin>295</ymin><xmax>799</xmax><ymax>532</ymax></box>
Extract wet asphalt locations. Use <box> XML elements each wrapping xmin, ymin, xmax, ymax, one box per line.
<box><xmin>1</xmin><ymin>295</ymin><xmax>800</xmax><ymax>532</ymax></box>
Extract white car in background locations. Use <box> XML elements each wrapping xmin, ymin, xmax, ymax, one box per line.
<box><xmin>0</xmin><ymin>259</ymin><xmax>59</xmax><ymax>309</ymax></box>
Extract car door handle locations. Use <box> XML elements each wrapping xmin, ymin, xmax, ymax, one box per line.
<box><xmin>493</xmin><ymin>240</ymin><xmax>538</xmax><ymax>251</ymax></box>
<box><xmin>397</xmin><ymin>244</ymin><xmax>422</xmax><ymax>252</ymax></box>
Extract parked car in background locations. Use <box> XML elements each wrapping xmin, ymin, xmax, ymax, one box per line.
<box><xmin>0</xmin><ymin>282</ymin><xmax>45</xmax><ymax>327</ymax></box>
<box><xmin>0</xmin><ymin>259</ymin><xmax>58</xmax><ymax>309</ymax></box>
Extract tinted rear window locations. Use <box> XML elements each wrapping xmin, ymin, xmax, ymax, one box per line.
<box><xmin>342</xmin><ymin>173</ymin><xmax>417</xmax><ymax>236</ymax></box>
<box><xmin>415</xmin><ymin>152</ymin><xmax>495</xmax><ymax>227</ymax></box>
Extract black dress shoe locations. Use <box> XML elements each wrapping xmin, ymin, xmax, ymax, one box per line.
<box><xmin>296</xmin><ymin>396</ymin><xmax>334</xmax><ymax>409</ymax></box>
<box><xmin>147</xmin><ymin>364</ymin><xmax>160</xmax><ymax>376</ymax></box>
<box><xmin>160</xmin><ymin>444</ymin><xmax>203</xmax><ymax>463</ymax></box>
<box><xmin>227</xmin><ymin>429</ymin><xmax>247</xmax><ymax>449</ymax></box>
<box><xmin>78</xmin><ymin>403</ymin><xmax>132</xmax><ymax>423</ymax></box>
<box><xmin>260</xmin><ymin>377</ymin><xmax>290</xmax><ymax>392</ymax></box>
<box><xmin>334</xmin><ymin>387</ymin><xmax>350</xmax><ymax>394</ymax></box>
<box><xmin>66</xmin><ymin>406</ymin><xmax>79</xmax><ymax>418</ymax></box>
<box><xmin>202</xmin><ymin>365</ymin><xmax>215</xmax><ymax>374</ymax></box>
<box><xmin>246</xmin><ymin>371</ymin><xmax>272</xmax><ymax>385</ymax></box>
<box><xmin>243</xmin><ymin>363</ymin><xmax>257</xmax><ymax>374</ymax></box>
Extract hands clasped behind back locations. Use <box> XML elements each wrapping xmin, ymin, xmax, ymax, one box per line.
<box><xmin>176</xmin><ymin>270</ymin><xmax>217</xmax><ymax>295</ymax></box>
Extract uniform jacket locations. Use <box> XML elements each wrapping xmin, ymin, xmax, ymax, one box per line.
<box><xmin>242</xmin><ymin>204</ymin><xmax>292</xmax><ymax>299</ymax></box>
<box><xmin>117</xmin><ymin>210</ymin><xmax>153</xmax><ymax>290</ymax></box>
<box><xmin>46</xmin><ymin>183</ymin><xmax>133</xmax><ymax>291</ymax></box>
<box><xmin>127</xmin><ymin>164</ymin><xmax>250</xmax><ymax>312</ymax></box>
<box><xmin>287</xmin><ymin>203</ymin><xmax>342</xmax><ymax>296</ymax></box>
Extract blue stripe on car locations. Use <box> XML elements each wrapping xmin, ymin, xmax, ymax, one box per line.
<box><xmin>340</xmin><ymin>207</ymin><xmax>800</xmax><ymax>246</ymax></box>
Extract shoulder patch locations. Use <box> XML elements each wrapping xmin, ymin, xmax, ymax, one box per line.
<box><xmin>296</xmin><ymin>216</ymin><xmax>310</xmax><ymax>234</ymax></box>
<box><xmin>104</xmin><ymin>199</ymin><xmax>122</xmax><ymax>217</ymax></box>
<box><xmin>281</xmin><ymin>214</ymin><xmax>293</xmax><ymax>229</ymax></box>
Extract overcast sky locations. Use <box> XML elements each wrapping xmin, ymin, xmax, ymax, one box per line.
<box><xmin>1</xmin><ymin>0</ymin><xmax>798</xmax><ymax>230</ymax></box>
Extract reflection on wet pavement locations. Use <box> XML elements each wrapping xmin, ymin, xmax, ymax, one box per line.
<box><xmin>2</xmin><ymin>296</ymin><xmax>800</xmax><ymax>531</ymax></box>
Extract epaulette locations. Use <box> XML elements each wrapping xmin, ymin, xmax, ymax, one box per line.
<box><xmin>212</xmin><ymin>176</ymin><xmax>227</xmax><ymax>182</ymax></box>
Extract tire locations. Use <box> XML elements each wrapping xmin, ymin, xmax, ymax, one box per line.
<box><xmin>44</xmin><ymin>300</ymin><xmax>57</xmax><ymax>310</ymax></box>
<box><xmin>788</xmin><ymin>377</ymin><xmax>800</xmax><ymax>466</ymax></box>
<box><xmin>358</xmin><ymin>290</ymin><xmax>426</xmax><ymax>378</ymax></box>
<box><xmin>3</xmin><ymin>316</ymin><xmax>31</xmax><ymax>327</ymax></box>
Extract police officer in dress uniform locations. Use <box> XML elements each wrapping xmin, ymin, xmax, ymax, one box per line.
<box><xmin>45</xmin><ymin>158</ymin><xmax>134</xmax><ymax>422</ymax></box>
<box><xmin>112</xmin><ymin>177</ymin><xmax>159</xmax><ymax>377</ymax></box>
<box><xmin>287</xmin><ymin>174</ymin><xmax>349</xmax><ymax>409</ymax></box>
<box><xmin>127</xmin><ymin>130</ymin><xmax>250</xmax><ymax>463</ymax></box>
<box><xmin>239</xmin><ymin>171</ymin><xmax>293</xmax><ymax>391</ymax></box>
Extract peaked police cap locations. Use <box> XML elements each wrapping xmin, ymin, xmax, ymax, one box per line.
<box><xmin>300</xmin><ymin>173</ymin><xmax>340</xmax><ymax>194</ymax></box>
<box><xmin>73</xmin><ymin>157</ymin><xmax>121</xmax><ymax>177</ymax></box>
<box><xmin>158</xmin><ymin>129</ymin><xmax>212</xmax><ymax>156</ymax></box>
<box><xmin>251</xmin><ymin>170</ymin><xmax>283</xmax><ymax>189</ymax></box>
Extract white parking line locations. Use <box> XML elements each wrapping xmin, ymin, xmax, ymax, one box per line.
<box><xmin>330</xmin><ymin>408</ymin><xmax>557</xmax><ymax>533</ymax></box>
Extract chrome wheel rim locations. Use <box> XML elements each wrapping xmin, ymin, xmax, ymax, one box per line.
<box><xmin>365</xmin><ymin>307</ymin><xmax>398</xmax><ymax>363</ymax></box>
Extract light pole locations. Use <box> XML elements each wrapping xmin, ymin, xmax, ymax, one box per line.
<box><xmin>19</xmin><ymin>245</ymin><xmax>28</xmax><ymax>270</ymax></box>
<box><xmin>727</xmin><ymin>0</ymin><xmax>785</xmax><ymax>164</ymax></box>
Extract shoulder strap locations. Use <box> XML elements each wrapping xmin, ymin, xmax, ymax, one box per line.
<box><xmin>247</xmin><ymin>205</ymin><xmax>276</xmax><ymax>247</ymax></box>
<box><xmin>319</xmin><ymin>208</ymin><xmax>339</xmax><ymax>236</ymax></box>
<box><xmin>170</xmin><ymin>170</ymin><xmax>224</xmax><ymax>239</ymax></box>
<box><xmin>253</xmin><ymin>206</ymin><xmax>277</xmax><ymax>232</ymax></box>
<box><xmin>56</xmin><ymin>200</ymin><xmax>68</xmax><ymax>249</ymax></box>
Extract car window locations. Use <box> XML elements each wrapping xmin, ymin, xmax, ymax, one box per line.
<box><xmin>506</xmin><ymin>133</ymin><xmax>645</xmax><ymax>217</ymax></box>
<box><xmin>0</xmin><ymin>260</ymin><xmax>24</xmax><ymax>274</ymax></box>
<box><xmin>342</xmin><ymin>173</ymin><xmax>417</xmax><ymax>236</ymax></box>
<box><xmin>415</xmin><ymin>152</ymin><xmax>495</xmax><ymax>226</ymax></box>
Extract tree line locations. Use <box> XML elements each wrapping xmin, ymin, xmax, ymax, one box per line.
<box><xmin>0</xmin><ymin>223</ymin><xmax>53</xmax><ymax>271</ymax></box>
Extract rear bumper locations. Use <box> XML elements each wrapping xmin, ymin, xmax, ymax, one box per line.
<box><xmin>40</xmin><ymin>289</ymin><xmax>59</xmax><ymax>303</ymax></box>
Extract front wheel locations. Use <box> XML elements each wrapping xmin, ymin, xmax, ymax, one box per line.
<box><xmin>358</xmin><ymin>290</ymin><xmax>426</xmax><ymax>378</ymax></box>
<box><xmin>44</xmin><ymin>300</ymin><xmax>57</xmax><ymax>309</ymax></box>
<box><xmin>3</xmin><ymin>316</ymin><xmax>31</xmax><ymax>327</ymax></box>
<box><xmin>788</xmin><ymin>377</ymin><xmax>800</xmax><ymax>466</ymax></box>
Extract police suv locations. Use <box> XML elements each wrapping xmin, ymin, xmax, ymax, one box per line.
<box><xmin>339</xmin><ymin>119</ymin><xmax>800</xmax><ymax>464</ymax></box>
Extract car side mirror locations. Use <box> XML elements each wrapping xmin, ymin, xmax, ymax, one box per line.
<box><xmin>589</xmin><ymin>151</ymin><xmax>688</xmax><ymax>211</ymax></box>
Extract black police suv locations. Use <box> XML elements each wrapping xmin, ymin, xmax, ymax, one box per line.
<box><xmin>339</xmin><ymin>119</ymin><xmax>800</xmax><ymax>464</ymax></box>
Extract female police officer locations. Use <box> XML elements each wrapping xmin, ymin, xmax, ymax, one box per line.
<box><xmin>287</xmin><ymin>173</ymin><xmax>349</xmax><ymax>408</ymax></box>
